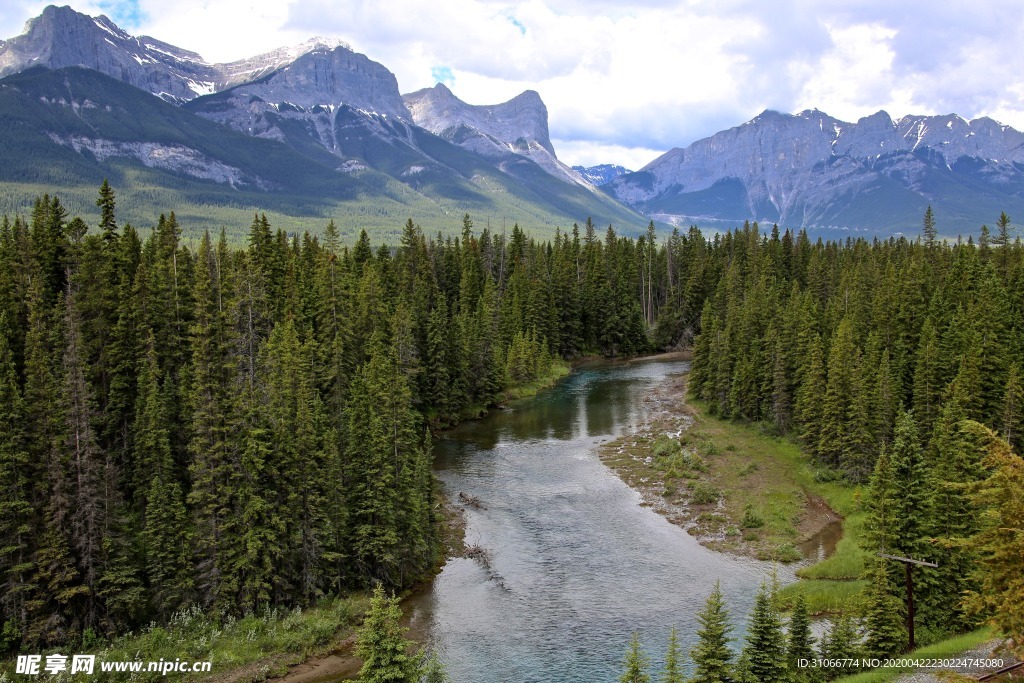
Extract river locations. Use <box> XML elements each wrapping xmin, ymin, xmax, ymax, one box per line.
<box><xmin>401</xmin><ymin>357</ymin><xmax>786</xmax><ymax>682</ymax></box>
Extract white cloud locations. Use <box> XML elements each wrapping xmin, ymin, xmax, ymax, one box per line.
<box><xmin>552</xmin><ymin>140</ymin><xmax>664</xmax><ymax>171</ymax></box>
<box><xmin>5</xmin><ymin>0</ymin><xmax>1024</xmax><ymax>166</ymax></box>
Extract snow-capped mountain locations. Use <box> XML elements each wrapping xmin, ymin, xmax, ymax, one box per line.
<box><xmin>572</xmin><ymin>164</ymin><xmax>631</xmax><ymax>186</ymax></box>
<box><xmin>606</xmin><ymin>109</ymin><xmax>1024</xmax><ymax>234</ymax></box>
<box><xmin>0</xmin><ymin>5</ymin><xmax>349</xmax><ymax>102</ymax></box>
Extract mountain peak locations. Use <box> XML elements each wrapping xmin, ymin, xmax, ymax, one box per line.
<box><xmin>607</xmin><ymin>106</ymin><xmax>1024</xmax><ymax>234</ymax></box>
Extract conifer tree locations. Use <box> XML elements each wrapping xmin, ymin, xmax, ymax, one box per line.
<box><xmin>620</xmin><ymin>631</ymin><xmax>651</xmax><ymax>683</ymax></box>
<box><xmin>922</xmin><ymin>206</ymin><xmax>937</xmax><ymax>249</ymax></box>
<box><xmin>346</xmin><ymin>330</ymin><xmax>431</xmax><ymax>587</ymax></box>
<box><xmin>819</xmin><ymin>612</ymin><xmax>861</xmax><ymax>680</ymax></box>
<box><xmin>659</xmin><ymin>627</ymin><xmax>684</xmax><ymax>683</ymax></box>
<box><xmin>690</xmin><ymin>581</ymin><xmax>734</xmax><ymax>683</ymax></box>
<box><xmin>96</xmin><ymin>180</ymin><xmax>118</xmax><ymax>244</ymax></box>
<box><xmin>1001</xmin><ymin>363</ymin><xmax>1023</xmax><ymax>454</ymax></box>
<box><xmin>740</xmin><ymin>581</ymin><xmax>787</xmax><ymax>682</ymax></box>
<box><xmin>912</xmin><ymin>319</ymin><xmax>942</xmax><ymax>441</ymax></box>
<box><xmin>794</xmin><ymin>332</ymin><xmax>826</xmax><ymax>455</ymax></box>
<box><xmin>862</xmin><ymin>557</ymin><xmax>906</xmax><ymax>658</ymax></box>
<box><xmin>355</xmin><ymin>584</ymin><xmax>422</xmax><ymax>683</ymax></box>
<box><xmin>963</xmin><ymin>422</ymin><xmax>1024</xmax><ymax>654</ymax></box>
<box><xmin>788</xmin><ymin>593</ymin><xmax>816</xmax><ymax>683</ymax></box>
<box><xmin>0</xmin><ymin>329</ymin><xmax>32</xmax><ymax>641</ymax></box>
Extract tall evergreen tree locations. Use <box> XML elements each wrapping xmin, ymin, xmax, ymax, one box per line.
<box><xmin>788</xmin><ymin>593</ymin><xmax>817</xmax><ymax>683</ymax></box>
<box><xmin>690</xmin><ymin>581</ymin><xmax>734</xmax><ymax>683</ymax></box>
<box><xmin>620</xmin><ymin>631</ymin><xmax>651</xmax><ymax>683</ymax></box>
<box><xmin>740</xmin><ymin>581</ymin><xmax>787</xmax><ymax>682</ymax></box>
<box><xmin>659</xmin><ymin>627</ymin><xmax>684</xmax><ymax>683</ymax></box>
<box><xmin>963</xmin><ymin>422</ymin><xmax>1024</xmax><ymax>654</ymax></box>
<box><xmin>355</xmin><ymin>584</ymin><xmax>422</xmax><ymax>683</ymax></box>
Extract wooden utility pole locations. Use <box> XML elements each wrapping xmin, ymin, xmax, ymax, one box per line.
<box><xmin>879</xmin><ymin>553</ymin><xmax>938</xmax><ymax>651</ymax></box>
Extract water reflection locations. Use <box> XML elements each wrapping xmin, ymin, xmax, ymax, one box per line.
<box><xmin>406</xmin><ymin>359</ymin><xmax>784</xmax><ymax>683</ymax></box>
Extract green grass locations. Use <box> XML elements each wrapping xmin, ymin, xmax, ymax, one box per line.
<box><xmin>797</xmin><ymin>511</ymin><xmax>867</xmax><ymax>580</ymax></box>
<box><xmin>0</xmin><ymin>596</ymin><xmax>369</xmax><ymax>682</ymax></box>
<box><xmin>682</xmin><ymin>401</ymin><xmax>868</xmax><ymax>610</ymax></box>
<box><xmin>835</xmin><ymin>627</ymin><xmax>995</xmax><ymax>683</ymax></box>
<box><xmin>778</xmin><ymin>579</ymin><xmax>868</xmax><ymax>615</ymax></box>
<box><xmin>501</xmin><ymin>360</ymin><xmax>572</xmax><ymax>402</ymax></box>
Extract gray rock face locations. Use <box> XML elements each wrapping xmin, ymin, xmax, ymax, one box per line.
<box><xmin>608</xmin><ymin>108</ymin><xmax>1024</xmax><ymax>233</ymax></box>
<box><xmin>186</xmin><ymin>45</ymin><xmax>413</xmax><ymax>158</ymax></box>
<box><xmin>572</xmin><ymin>164</ymin><xmax>631</xmax><ymax>186</ymax></box>
<box><xmin>0</xmin><ymin>5</ymin><xmax>357</xmax><ymax>102</ymax></box>
<box><xmin>404</xmin><ymin>83</ymin><xmax>588</xmax><ymax>187</ymax></box>
<box><xmin>0</xmin><ymin>5</ymin><xmax>215</xmax><ymax>101</ymax></box>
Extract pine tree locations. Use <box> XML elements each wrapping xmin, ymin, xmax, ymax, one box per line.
<box><xmin>346</xmin><ymin>331</ymin><xmax>432</xmax><ymax>587</ymax></box>
<box><xmin>794</xmin><ymin>332</ymin><xmax>826</xmax><ymax>455</ymax></box>
<box><xmin>912</xmin><ymin>319</ymin><xmax>942</xmax><ymax>441</ymax></box>
<box><xmin>96</xmin><ymin>180</ymin><xmax>118</xmax><ymax>244</ymax></box>
<box><xmin>421</xmin><ymin>651</ymin><xmax>448</xmax><ymax>683</ymax></box>
<box><xmin>862</xmin><ymin>557</ymin><xmax>906</xmax><ymax>658</ymax></box>
<box><xmin>620</xmin><ymin>631</ymin><xmax>651</xmax><ymax>683</ymax></box>
<box><xmin>819</xmin><ymin>612</ymin><xmax>861</xmax><ymax>680</ymax></box>
<box><xmin>0</xmin><ymin>329</ymin><xmax>33</xmax><ymax>641</ymax></box>
<box><xmin>1001</xmin><ymin>363</ymin><xmax>1023</xmax><ymax>454</ymax></box>
<box><xmin>355</xmin><ymin>584</ymin><xmax>422</xmax><ymax>683</ymax></box>
<box><xmin>922</xmin><ymin>206</ymin><xmax>937</xmax><ymax>249</ymax></box>
<box><xmin>963</xmin><ymin>422</ymin><xmax>1024</xmax><ymax>655</ymax></box>
<box><xmin>741</xmin><ymin>581</ymin><xmax>787</xmax><ymax>682</ymax></box>
<box><xmin>136</xmin><ymin>335</ymin><xmax>191</xmax><ymax>616</ymax></box>
<box><xmin>922</xmin><ymin>390</ymin><xmax>987</xmax><ymax>636</ymax></box>
<box><xmin>659</xmin><ymin>627</ymin><xmax>684</xmax><ymax>683</ymax></box>
<box><xmin>788</xmin><ymin>593</ymin><xmax>816</xmax><ymax>683</ymax></box>
<box><xmin>186</xmin><ymin>231</ymin><xmax>238</xmax><ymax>609</ymax></box>
<box><xmin>691</xmin><ymin>581</ymin><xmax>734</xmax><ymax>683</ymax></box>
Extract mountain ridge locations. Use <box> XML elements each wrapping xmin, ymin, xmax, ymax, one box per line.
<box><xmin>0</xmin><ymin>6</ymin><xmax>647</xmax><ymax>236</ymax></box>
<box><xmin>607</xmin><ymin>108</ymin><xmax>1024</xmax><ymax>234</ymax></box>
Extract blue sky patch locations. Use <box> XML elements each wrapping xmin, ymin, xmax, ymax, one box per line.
<box><xmin>506</xmin><ymin>14</ymin><xmax>526</xmax><ymax>35</ymax></box>
<box><xmin>98</xmin><ymin>0</ymin><xmax>144</xmax><ymax>29</ymax></box>
<box><xmin>431</xmin><ymin>65</ymin><xmax>455</xmax><ymax>86</ymax></box>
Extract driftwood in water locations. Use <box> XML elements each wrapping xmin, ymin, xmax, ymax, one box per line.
<box><xmin>458</xmin><ymin>492</ymin><xmax>487</xmax><ymax>510</ymax></box>
<box><xmin>465</xmin><ymin>543</ymin><xmax>491</xmax><ymax>568</ymax></box>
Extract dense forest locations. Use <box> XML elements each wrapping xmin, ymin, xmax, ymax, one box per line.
<box><xmin>1</xmin><ymin>183</ymin><xmax>1021</xmax><ymax>663</ymax></box>
<box><xmin>0</xmin><ymin>183</ymin><xmax>653</xmax><ymax>650</ymax></box>
<box><xmin>688</xmin><ymin>209</ymin><xmax>1024</xmax><ymax>655</ymax></box>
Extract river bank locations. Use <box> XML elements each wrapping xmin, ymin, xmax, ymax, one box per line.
<box><xmin>598</xmin><ymin>368</ymin><xmax>869</xmax><ymax>613</ymax></box>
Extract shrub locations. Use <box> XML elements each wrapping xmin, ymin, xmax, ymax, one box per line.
<box><xmin>742</xmin><ymin>506</ymin><xmax>765</xmax><ymax>528</ymax></box>
<box><xmin>689</xmin><ymin>481</ymin><xmax>720</xmax><ymax>505</ymax></box>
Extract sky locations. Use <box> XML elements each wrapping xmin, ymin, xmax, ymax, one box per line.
<box><xmin>3</xmin><ymin>0</ymin><xmax>1024</xmax><ymax>170</ymax></box>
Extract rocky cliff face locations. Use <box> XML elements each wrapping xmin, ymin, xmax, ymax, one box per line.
<box><xmin>0</xmin><ymin>5</ymin><xmax>354</xmax><ymax>102</ymax></box>
<box><xmin>607</xmin><ymin>109</ymin><xmax>1024</xmax><ymax>233</ymax></box>
<box><xmin>572</xmin><ymin>164</ymin><xmax>631</xmax><ymax>186</ymax></box>
<box><xmin>0</xmin><ymin>5</ymin><xmax>216</xmax><ymax>101</ymax></box>
<box><xmin>185</xmin><ymin>44</ymin><xmax>414</xmax><ymax>162</ymax></box>
<box><xmin>404</xmin><ymin>83</ymin><xmax>588</xmax><ymax>187</ymax></box>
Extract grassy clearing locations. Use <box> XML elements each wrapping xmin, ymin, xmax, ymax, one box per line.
<box><xmin>600</xmin><ymin>373</ymin><xmax>870</xmax><ymax>613</ymax></box>
<box><xmin>500</xmin><ymin>360</ymin><xmax>572</xmax><ymax>402</ymax></box>
<box><xmin>687</xmin><ymin>402</ymin><xmax>870</xmax><ymax>613</ymax></box>
<box><xmin>777</xmin><ymin>579</ymin><xmax>869</xmax><ymax>615</ymax></box>
<box><xmin>834</xmin><ymin>627</ymin><xmax>995</xmax><ymax>683</ymax></box>
<box><xmin>0</xmin><ymin>596</ymin><xmax>370</xmax><ymax>683</ymax></box>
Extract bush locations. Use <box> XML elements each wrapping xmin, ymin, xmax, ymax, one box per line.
<box><xmin>742</xmin><ymin>505</ymin><xmax>765</xmax><ymax>528</ymax></box>
<box><xmin>689</xmin><ymin>481</ymin><xmax>720</xmax><ymax>505</ymax></box>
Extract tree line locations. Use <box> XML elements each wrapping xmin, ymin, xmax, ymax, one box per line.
<box><xmin>618</xmin><ymin>582</ymin><xmax>862</xmax><ymax>683</ymax></box>
<box><xmin>0</xmin><ymin>183</ymin><xmax>656</xmax><ymax>650</ymax></box>
<box><xmin>688</xmin><ymin>209</ymin><xmax>1024</xmax><ymax>657</ymax></box>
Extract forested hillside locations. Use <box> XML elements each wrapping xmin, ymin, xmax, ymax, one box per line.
<box><xmin>2</xmin><ymin>184</ymin><xmax>1021</xmax><ymax>661</ymax></box>
<box><xmin>688</xmin><ymin>211</ymin><xmax>1023</xmax><ymax>471</ymax></box>
<box><xmin>0</xmin><ymin>184</ymin><xmax>652</xmax><ymax>650</ymax></box>
<box><xmin>687</xmin><ymin>210</ymin><xmax>1024</xmax><ymax>652</ymax></box>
